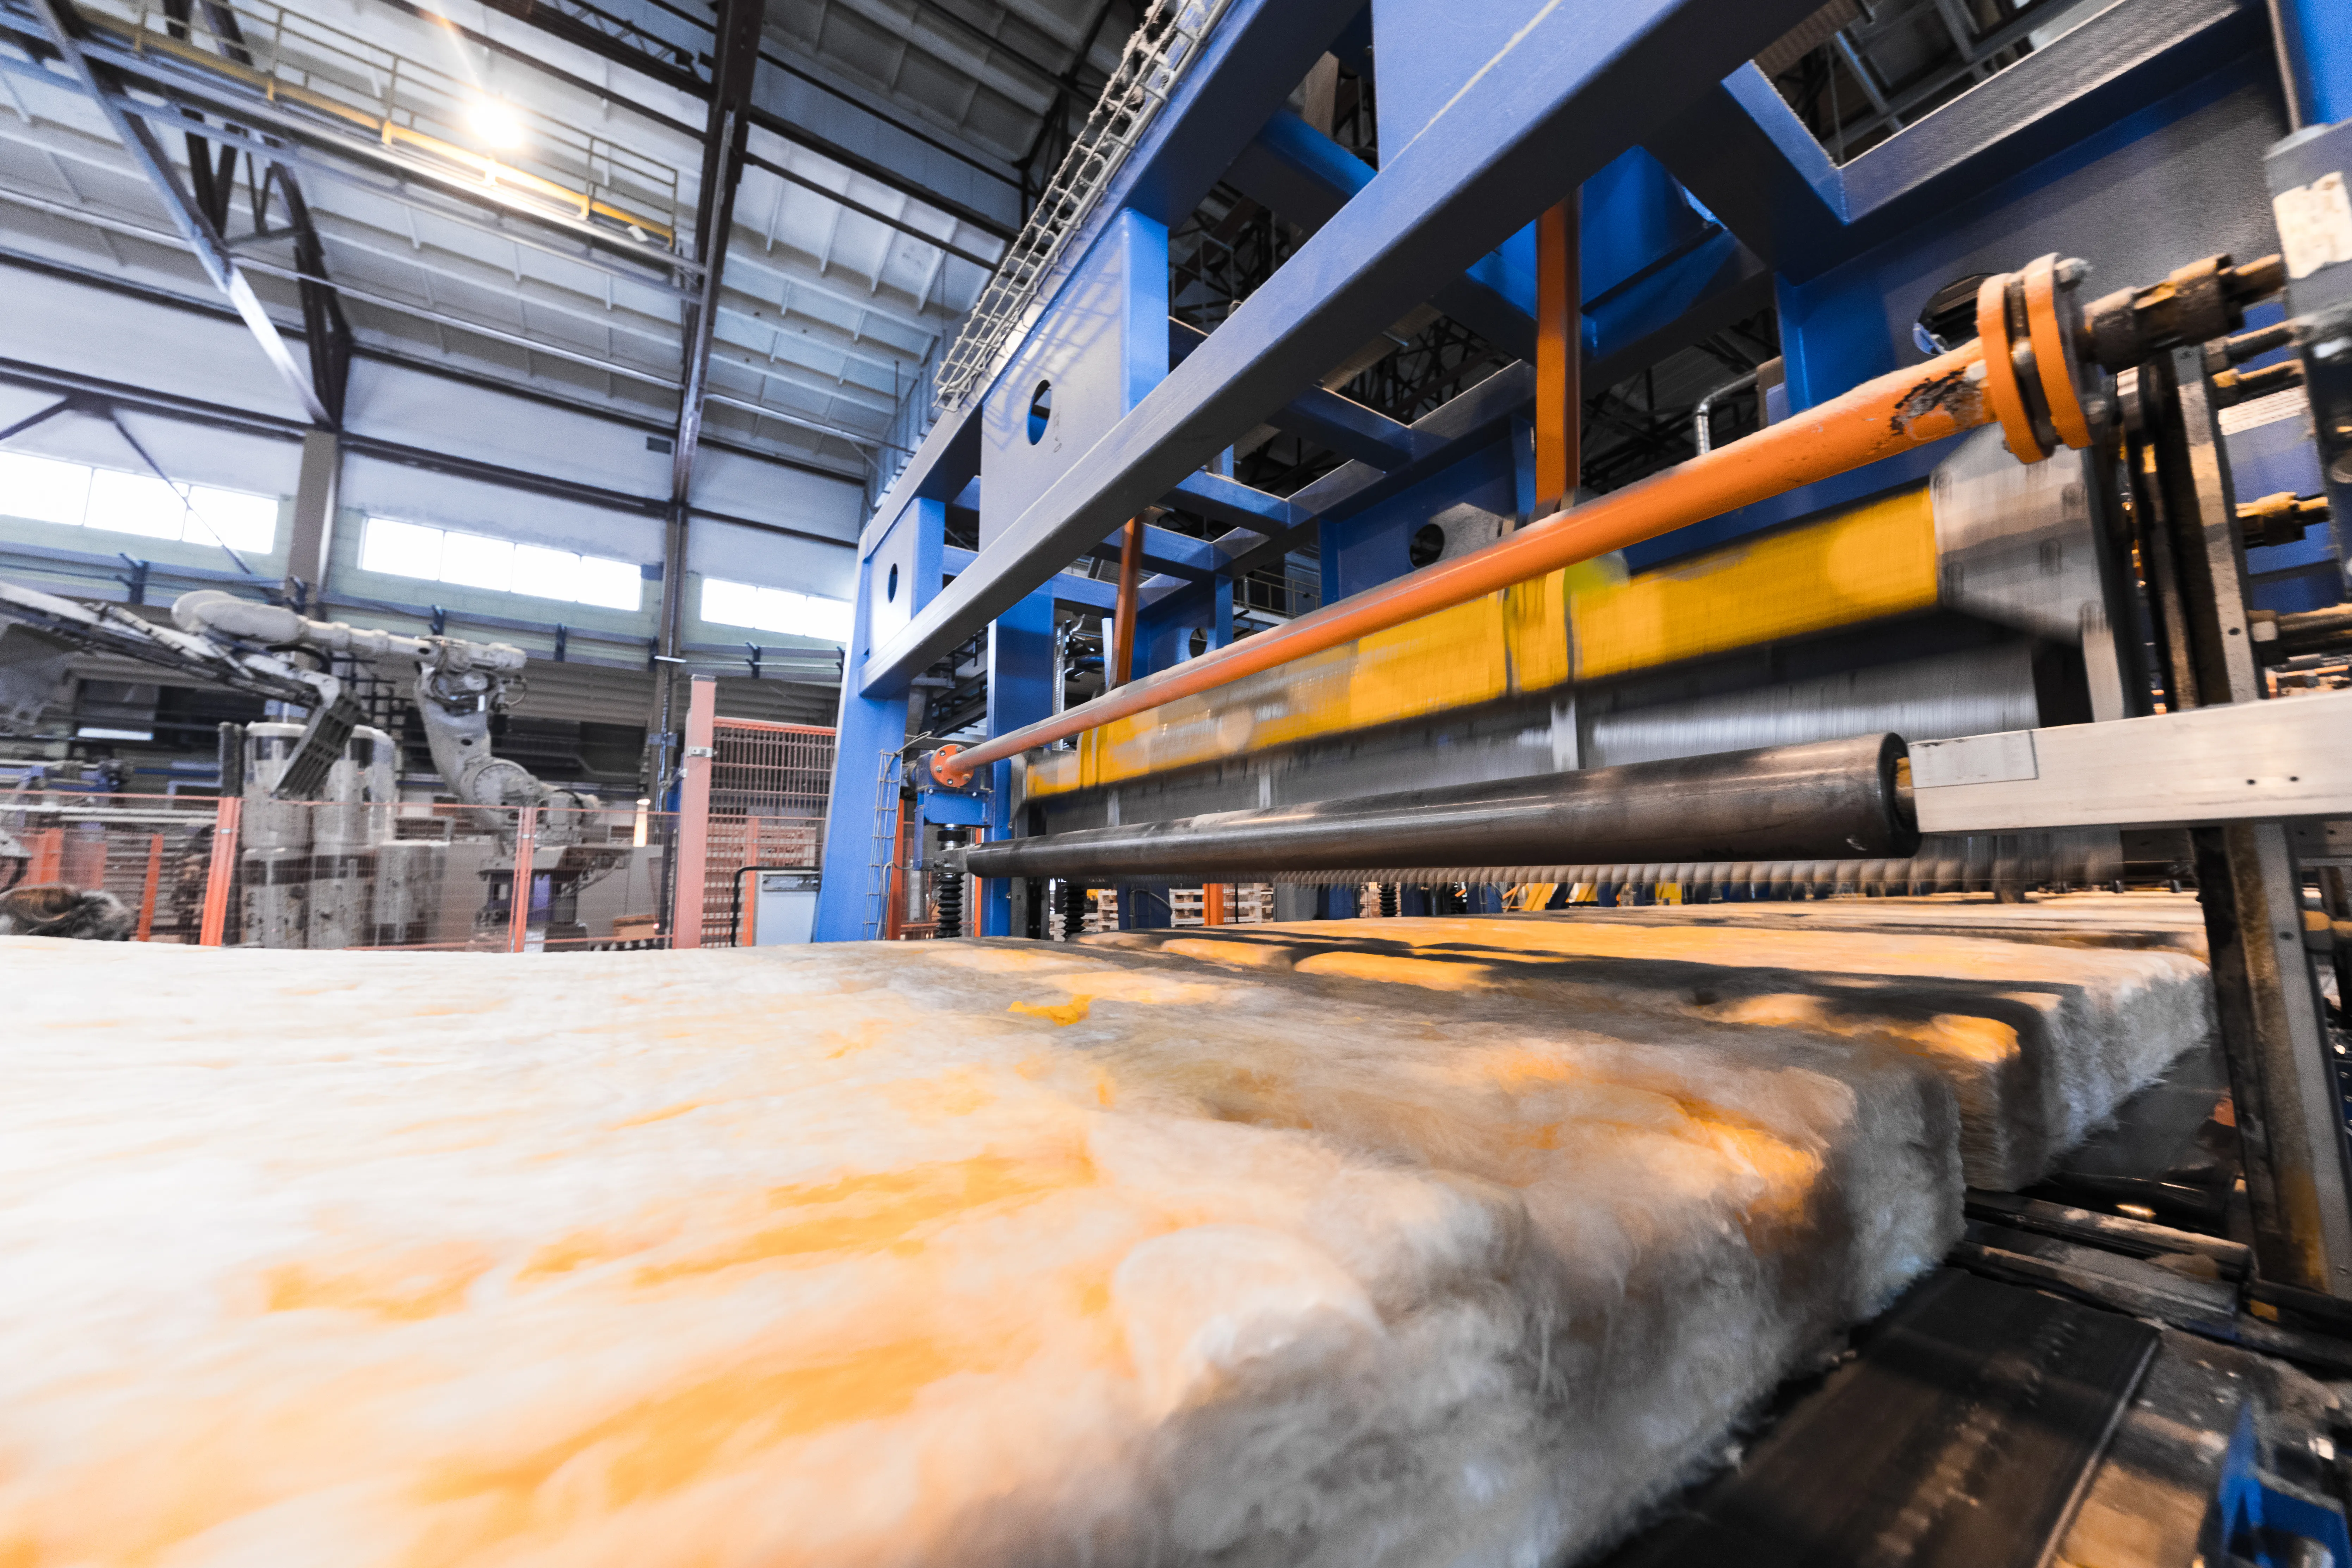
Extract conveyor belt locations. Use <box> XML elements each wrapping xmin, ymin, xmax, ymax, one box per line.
<box><xmin>1607</xmin><ymin>1268</ymin><xmax>2158</xmax><ymax>1568</ymax></box>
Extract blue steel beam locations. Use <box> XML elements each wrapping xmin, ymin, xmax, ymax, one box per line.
<box><xmin>1166</xmin><ymin>469</ymin><xmax>1306</xmax><ymax>536</ymax></box>
<box><xmin>860</xmin><ymin>0</ymin><xmax>1826</xmax><ymax>695</ymax></box>
<box><xmin>852</xmin><ymin>0</ymin><xmax>1362</xmax><ymax>601</ymax></box>
<box><xmin>944</xmin><ymin>547</ymin><xmax>1120</xmax><ymax>611</ymax></box>
<box><xmin>1223</xmin><ymin>109</ymin><xmax>1538</xmax><ymax>358</ymax></box>
<box><xmin>2278</xmin><ymin>0</ymin><xmax>2352</xmax><ymax>121</ymax></box>
<box><xmin>1143</xmin><ymin>362</ymin><xmax>1536</xmax><ymax>625</ymax></box>
<box><xmin>1648</xmin><ymin>0</ymin><xmax>2264</xmax><ymax>281</ymax></box>
<box><xmin>1169</xmin><ymin>319</ymin><xmax>1421</xmax><ymax>469</ymax></box>
<box><xmin>1080</xmin><ymin>519</ymin><xmax>1217</xmax><ymax>584</ymax></box>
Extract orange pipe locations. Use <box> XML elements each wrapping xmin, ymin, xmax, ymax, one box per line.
<box><xmin>936</xmin><ymin>340</ymin><xmax>1990</xmax><ymax>786</ymax></box>
<box><xmin>1109</xmin><ymin>517</ymin><xmax>1144</xmax><ymax>688</ymax></box>
<box><xmin>1204</xmin><ymin>882</ymin><xmax>1226</xmax><ymax>926</ymax></box>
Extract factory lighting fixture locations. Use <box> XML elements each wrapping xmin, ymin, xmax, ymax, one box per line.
<box><xmin>467</xmin><ymin>98</ymin><xmax>526</xmax><ymax>152</ymax></box>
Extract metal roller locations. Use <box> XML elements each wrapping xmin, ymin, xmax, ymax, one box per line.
<box><xmin>957</xmin><ymin>734</ymin><xmax>1918</xmax><ymax>882</ymax></box>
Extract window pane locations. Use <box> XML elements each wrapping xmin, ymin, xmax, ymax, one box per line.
<box><xmin>85</xmin><ymin>469</ymin><xmax>184</xmax><ymax>540</ymax></box>
<box><xmin>184</xmin><ymin>487</ymin><xmax>278</xmax><ymax>554</ymax></box>
<box><xmin>0</xmin><ymin>451</ymin><xmax>91</xmax><ymax>526</ymax></box>
<box><xmin>511</xmin><ymin>543</ymin><xmax>582</xmax><ymax>603</ymax></box>
<box><xmin>756</xmin><ymin>587</ymin><xmax>850</xmax><ymax>642</ymax></box>
<box><xmin>798</xmin><ymin>594</ymin><xmax>853</xmax><ymax>643</ymax></box>
<box><xmin>572</xmin><ymin>554</ymin><xmax>643</xmax><ymax>610</ymax></box>
<box><xmin>361</xmin><ymin>518</ymin><xmax>444</xmax><ymax>580</ymax></box>
<box><xmin>701</xmin><ymin>577</ymin><xmax>761</xmax><ymax>629</ymax></box>
<box><xmin>753</xmin><ymin>586</ymin><xmax>804</xmax><ymax>635</ymax></box>
<box><xmin>438</xmin><ymin>529</ymin><xmax>514</xmax><ymax>592</ymax></box>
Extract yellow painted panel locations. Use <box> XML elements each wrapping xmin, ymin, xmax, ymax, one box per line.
<box><xmin>1569</xmin><ymin>487</ymin><xmax>1937</xmax><ymax>680</ymax></box>
<box><xmin>1347</xmin><ymin>594</ymin><xmax>1508</xmax><ymax>730</ymax></box>
<box><xmin>1504</xmin><ymin>569</ymin><xmax>1570</xmax><ymax>692</ymax></box>
<box><xmin>1026</xmin><ymin>485</ymin><xmax>1933</xmax><ymax>800</ymax></box>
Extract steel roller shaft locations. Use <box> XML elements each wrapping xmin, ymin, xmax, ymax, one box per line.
<box><xmin>957</xmin><ymin>735</ymin><xmax>1918</xmax><ymax>882</ymax></box>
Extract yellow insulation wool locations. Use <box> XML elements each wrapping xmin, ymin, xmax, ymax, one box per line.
<box><xmin>1113</xmin><ymin>914</ymin><xmax>2213</xmax><ymax>1191</ymax></box>
<box><xmin>0</xmin><ymin>935</ymin><xmax>1969</xmax><ymax>1567</ymax></box>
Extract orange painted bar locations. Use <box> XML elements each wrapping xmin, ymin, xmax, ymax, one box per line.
<box><xmin>740</xmin><ymin>815</ymin><xmax>764</xmax><ymax>946</ymax></box>
<box><xmin>671</xmin><ymin>675</ymin><xmax>719</xmax><ymax>949</ymax></box>
<box><xmin>27</xmin><ymin>828</ymin><xmax>61</xmax><ymax>885</ymax></box>
<box><xmin>1535</xmin><ymin>194</ymin><xmax>1580</xmax><ymax>517</ymax></box>
<box><xmin>936</xmin><ymin>340</ymin><xmax>1993</xmax><ymax>785</ymax></box>
<box><xmin>135</xmin><ymin>833</ymin><xmax>162</xmax><ymax>941</ymax></box>
<box><xmin>196</xmin><ymin>797</ymin><xmax>240</xmax><ymax>947</ymax></box>
<box><xmin>507</xmin><ymin>807</ymin><xmax>539</xmax><ymax>953</ymax></box>
<box><xmin>1109</xmin><ymin>517</ymin><xmax>1144</xmax><ymax>688</ymax></box>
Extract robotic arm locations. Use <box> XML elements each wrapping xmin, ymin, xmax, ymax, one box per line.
<box><xmin>168</xmin><ymin>591</ymin><xmax>594</xmax><ymax>822</ymax></box>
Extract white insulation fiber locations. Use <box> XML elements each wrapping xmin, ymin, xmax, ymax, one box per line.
<box><xmin>1109</xmin><ymin>916</ymin><xmax>2216</xmax><ymax>1191</ymax></box>
<box><xmin>0</xmin><ymin>934</ymin><xmax>1973</xmax><ymax>1567</ymax></box>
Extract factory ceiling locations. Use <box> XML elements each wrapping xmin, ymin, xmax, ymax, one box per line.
<box><xmin>0</xmin><ymin>0</ymin><xmax>1136</xmax><ymax>488</ymax></box>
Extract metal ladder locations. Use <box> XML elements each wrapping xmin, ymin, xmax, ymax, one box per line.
<box><xmin>930</xmin><ymin>0</ymin><xmax>1233</xmax><ymax>413</ymax></box>
<box><xmin>862</xmin><ymin>748</ymin><xmax>904</xmax><ymax>939</ymax></box>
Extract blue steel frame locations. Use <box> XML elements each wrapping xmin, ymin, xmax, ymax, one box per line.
<box><xmin>816</xmin><ymin>0</ymin><xmax>2352</xmax><ymax>942</ymax></box>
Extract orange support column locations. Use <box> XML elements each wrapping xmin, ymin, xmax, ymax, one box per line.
<box><xmin>507</xmin><ymin>807</ymin><xmax>538</xmax><ymax>953</ymax></box>
<box><xmin>134</xmin><ymin>833</ymin><xmax>162</xmax><ymax>941</ymax></box>
<box><xmin>1204</xmin><ymin>882</ymin><xmax>1226</xmax><ymax>925</ymax></box>
<box><xmin>1109</xmin><ymin>517</ymin><xmax>1144</xmax><ymax>688</ymax></box>
<box><xmin>883</xmin><ymin>808</ymin><xmax>908</xmax><ymax>941</ymax></box>
<box><xmin>740</xmin><ymin>815</ymin><xmax>764</xmax><ymax>946</ymax></box>
<box><xmin>196</xmin><ymin>797</ymin><xmax>240</xmax><ymax>947</ymax></box>
<box><xmin>1535</xmin><ymin>192</ymin><xmax>1581</xmax><ymax>519</ymax></box>
<box><xmin>27</xmin><ymin>828</ymin><xmax>61</xmax><ymax>885</ymax></box>
<box><xmin>671</xmin><ymin>675</ymin><xmax>719</xmax><ymax>949</ymax></box>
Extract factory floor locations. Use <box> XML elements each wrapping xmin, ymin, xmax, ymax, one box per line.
<box><xmin>1</xmin><ymin>894</ymin><xmax>2340</xmax><ymax>1566</ymax></box>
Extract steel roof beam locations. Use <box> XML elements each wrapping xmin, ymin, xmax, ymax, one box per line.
<box><xmin>671</xmin><ymin>0</ymin><xmax>767</xmax><ymax>509</ymax></box>
<box><xmin>24</xmin><ymin>0</ymin><xmax>329</xmax><ymax>424</ymax></box>
<box><xmin>861</xmin><ymin>0</ymin><xmax>1822</xmax><ymax>695</ymax></box>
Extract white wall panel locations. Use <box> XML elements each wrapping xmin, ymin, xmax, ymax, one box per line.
<box><xmin>686</xmin><ymin>443</ymin><xmax>864</xmax><ymax>539</ymax></box>
<box><xmin>0</xmin><ymin>271</ymin><xmax>314</xmax><ymax>424</ymax></box>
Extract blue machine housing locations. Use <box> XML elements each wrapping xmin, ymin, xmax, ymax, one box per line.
<box><xmin>816</xmin><ymin>0</ymin><xmax>2352</xmax><ymax>943</ymax></box>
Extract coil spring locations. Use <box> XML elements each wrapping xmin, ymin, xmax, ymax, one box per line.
<box><xmin>1061</xmin><ymin>881</ymin><xmax>1085</xmax><ymax>941</ymax></box>
<box><xmin>936</xmin><ymin>861</ymin><xmax>964</xmax><ymax>939</ymax></box>
<box><xmin>1379</xmin><ymin>884</ymin><xmax>1399</xmax><ymax>918</ymax></box>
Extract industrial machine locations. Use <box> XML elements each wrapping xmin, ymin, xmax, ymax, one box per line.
<box><xmin>0</xmin><ymin>581</ymin><xmax>646</xmax><ymax>946</ymax></box>
<box><xmin>802</xmin><ymin>0</ymin><xmax>2352</xmax><ymax>1556</ymax></box>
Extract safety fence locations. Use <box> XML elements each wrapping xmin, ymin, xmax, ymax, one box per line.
<box><xmin>3</xmin><ymin>794</ymin><xmax>681</xmax><ymax>951</ymax></box>
<box><xmin>693</xmin><ymin>719</ymin><xmax>834</xmax><ymax>949</ymax></box>
<box><xmin>0</xmin><ymin>793</ymin><xmax>223</xmax><ymax>942</ymax></box>
<box><xmin>3</xmin><ymin>712</ymin><xmax>834</xmax><ymax>953</ymax></box>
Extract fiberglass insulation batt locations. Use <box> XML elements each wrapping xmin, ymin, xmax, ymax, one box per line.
<box><xmin>1099</xmin><ymin>915</ymin><xmax>2215</xmax><ymax>1191</ymax></box>
<box><xmin>0</xmin><ymin>922</ymin><xmax>2198</xmax><ymax>1566</ymax></box>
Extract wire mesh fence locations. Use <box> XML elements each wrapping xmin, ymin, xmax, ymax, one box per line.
<box><xmin>233</xmin><ymin>800</ymin><xmax>677</xmax><ymax>952</ymax></box>
<box><xmin>697</xmin><ymin>720</ymin><xmax>834</xmax><ymax>949</ymax></box>
<box><xmin>1</xmin><ymin>794</ymin><xmax>681</xmax><ymax>952</ymax></box>
<box><xmin>1</xmin><ymin>794</ymin><xmax>224</xmax><ymax>942</ymax></box>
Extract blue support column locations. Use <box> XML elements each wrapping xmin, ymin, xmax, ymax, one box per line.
<box><xmin>1118</xmin><ymin>884</ymin><xmax>1174</xmax><ymax>928</ymax></box>
<box><xmin>2281</xmin><ymin>0</ymin><xmax>2352</xmax><ymax>124</ymax></box>
<box><xmin>980</xmin><ymin>581</ymin><xmax>1054</xmax><ymax>936</ymax></box>
<box><xmin>813</xmin><ymin>497</ymin><xmax>945</xmax><ymax>941</ymax></box>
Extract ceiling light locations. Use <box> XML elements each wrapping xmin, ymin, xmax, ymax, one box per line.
<box><xmin>468</xmin><ymin>99</ymin><xmax>526</xmax><ymax>152</ymax></box>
